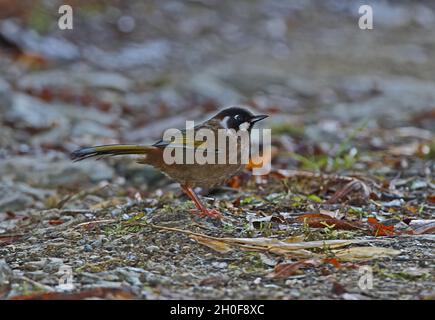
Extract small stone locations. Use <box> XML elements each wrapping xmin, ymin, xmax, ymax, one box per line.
<box><xmin>91</xmin><ymin>239</ymin><xmax>103</xmax><ymax>248</ymax></box>
<box><xmin>24</xmin><ymin>260</ymin><xmax>45</xmax><ymax>271</ymax></box>
<box><xmin>0</xmin><ymin>259</ymin><xmax>13</xmax><ymax>289</ymax></box>
<box><xmin>26</xmin><ymin>270</ymin><xmax>47</xmax><ymax>281</ymax></box>
<box><xmin>411</xmin><ymin>180</ymin><xmax>427</xmax><ymax>190</ymax></box>
<box><xmin>144</xmin><ymin>245</ymin><xmax>159</xmax><ymax>254</ymax></box>
<box><xmin>43</xmin><ymin>258</ymin><xmax>64</xmax><ymax>273</ymax></box>
<box><xmin>111</xmin><ymin>208</ymin><xmax>122</xmax><ymax>217</ymax></box>
<box><xmin>211</xmin><ymin>262</ymin><xmax>227</xmax><ymax>269</ymax></box>
<box><xmin>289</xmin><ymin>289</ymin><xmax>300</xmax><ymax>298</ymax></box>
<box><xmin>382</xmin><ymin>199</ymin><xmax>403</xmax><ymax>207</ymax></box>
<box><xmin>127</xmin><ymin>254</ymin><xmax>137</xmax><ymax>261</ymax></box>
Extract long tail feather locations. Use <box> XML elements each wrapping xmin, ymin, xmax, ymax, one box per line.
<box><xmin>71</xmin><ymin>144</ymin><xmax>151</xmax><ymax>162</ymax></box>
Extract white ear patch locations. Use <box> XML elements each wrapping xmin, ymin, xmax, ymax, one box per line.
<box><xmin>239</xmin><ymin>121</ymin><xmax>250</xmax><ymax>131</ymax></box>
<box><xmin>221</xmin><ymin>116</ymin><xmax>230</xmax><ymax>128</ymax></box>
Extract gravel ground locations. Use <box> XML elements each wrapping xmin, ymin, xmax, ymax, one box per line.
<box><xmin>0</xmin><ymin>0</ymin><xmax>434</xmax><ymax>300</ymax></box>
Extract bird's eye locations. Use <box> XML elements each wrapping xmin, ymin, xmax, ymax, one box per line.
<box><xmin>234</xmin><ymin>115</ymin><xmax>240</xmax><ymax>120</ymax></box>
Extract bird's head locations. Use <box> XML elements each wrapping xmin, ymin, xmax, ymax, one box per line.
<box><xmin>213</xmin><ymin>107</ymin><xmax>268</xmax><ymax>131</ymax></box>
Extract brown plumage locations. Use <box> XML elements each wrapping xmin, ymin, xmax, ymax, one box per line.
<box><xmin>71</xmin><ymin>107</ymin><xmax>268</xmax><ymax>219</ymax></box>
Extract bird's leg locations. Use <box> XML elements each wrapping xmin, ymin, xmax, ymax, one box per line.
<box><xmin>181</xmin><ymin>185</ymin><xmax>222</xmax><ymax>219</ymax></box>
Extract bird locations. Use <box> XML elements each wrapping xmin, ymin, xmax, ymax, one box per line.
<box><xmin>71</xmin><ymin>107</ymin><xmax>268</xmax><ymax>219</ymax></box>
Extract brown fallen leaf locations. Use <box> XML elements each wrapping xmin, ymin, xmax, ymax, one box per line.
<box><xmin>199</xmin><ymin>276</ymin><xmax>228</xmax><ymax>287</ymax></box>
<box><xmin>227</xmin><ymin>175</ymin><xmax>241</xmax><ymax>188</ymax></box>
<box><xmin>323</xmin><ymin>257</ymin><xmax>342</xmax><ymax>268</ymax></box>
<box><xmin>367</xmin><ymin>217</ymin><xmax>395</xmax><ymax>236</ymax></box>
<box><xmin>10</xmin><ymin>287</ymin><xmax>136</xmax><ymax>300</ymax></box>
<box><xmin>427</xmin><ymin>195</ymin><xmax>435</xmax><ymax>204</ymax></box>
<box><xmin>296</xmin><ymin>213</ymin><xmax>364</xmax><ymax>230</ymax></box>
<box><xmin>327</xmin><ymin>179</ymin><xmax>371</xmax><ymax>204</ymax></box>
<box><xmin>266</xmin><ymin>259</ymin><xmax>320</xmax><ymax>279</ymax></box>
<box><xmin>331</xmin><ymin>282</ymin><xmax>347</xmax><ymax>295</ymax></box>
<box><xmin>0</xmin><ymin>234</ymin><xmax>23</xmax><ymax>245</ymax></box>
<box><xmin>48</xmin><ymin>220</ymin><xmax>64</xmax><ymax>225</ymax></box>
<box><xmin>190</xmin><ymin>235</ymin><xmax>232</xmax><ymax>254</ymax></box>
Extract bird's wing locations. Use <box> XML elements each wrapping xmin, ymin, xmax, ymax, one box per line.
<box><xmin>152</xmin><ymin>123</ymin><xmax>219</xmax><ymax>152</ymax></box>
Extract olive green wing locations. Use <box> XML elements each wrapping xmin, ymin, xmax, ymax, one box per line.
<box><xmin>152</xmin><ymin>124</ymin><xmax>216</xmax><ymax>151</ymax></box>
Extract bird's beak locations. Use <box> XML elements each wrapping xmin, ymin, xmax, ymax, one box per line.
<box><xmin>250</xmin><ymin>114</ymin><xmax>268</xmax><ymax>124</ymax></box>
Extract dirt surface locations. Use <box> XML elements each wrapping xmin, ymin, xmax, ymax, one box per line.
<box><xmin>0</xmin><ymin>0</ymin><xmax>434</xmax><ymax>300</ymax></box>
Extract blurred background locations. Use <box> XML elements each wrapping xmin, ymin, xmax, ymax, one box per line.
<box><xmin>0</xmin><ymin>0</ymin><xmax>434</xmax><ymax>202</ymax></box>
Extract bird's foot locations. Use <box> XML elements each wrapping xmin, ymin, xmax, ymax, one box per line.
<box><xmin>189</xmin><ymin>208</ymin><xmax>222</xmax><ymax>219</ymax></box>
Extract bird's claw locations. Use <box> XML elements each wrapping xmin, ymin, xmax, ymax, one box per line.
<box><xmin>189</xmin><ymin>208</ymin><xmax>222</xmax><ymax>219</ymax></box>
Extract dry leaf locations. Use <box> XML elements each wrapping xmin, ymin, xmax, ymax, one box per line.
<box><xmin>227</xmin><ymin>176</ymin><xmax>241</xmax><ymax>188</ymax></box>
<box><xmin>367</xmin><ymin>217</ymin><xmax>395</xmax><ymax>236</ymax></box>
<box><xmin>297</xmin><ymin>214</ymin><xmax>363</xmax><ymax>230</ymax></box>
<box><xmin>91</xmin><ymin>198</ymin><xmax>123</xmax><ymax>210</ymax></box>
<box><xmin>334</xmin><ymin>246</ymin><xmax>400</xmax><ymax>261</ymax></box>
<box><xmin>11</xmin><ymin>287</ymin><xmax>136</xmax><ymax>300</ymax></box>
<box><xmin>190</xmin><ymin>235</ymin><xmax>232</xmax><ymax>253</ymax></box>
<box><xmin>225</xmin><ymin>237</ymin><xmax>369</xmax><ymax>250</ymax></box>
<box><xmin>48</xmin><ymin>220</ymin><xmax>64</xmax><ymax>225</ymax></box>
<box><xmin>323</xmin><ymin>257</ymin><xmax>342</xmax><ymax>268</ymax></box>
<box><xmin>408</xmin><ymin>220</ymin><xmax>435</xmax><ymax>235</ymax></box>
<box><xmin>327</xmin><ymin>179</ymin><xmax>371</xmax><ymax>204</ymax></box>
<box><xmin>331</xmin><ymin>282</ymin><xmax>347</xmax><ymax>295</ymax></box>
<box><xmin>266</xmin><ymin>259</ymin><xmax>320</xmax><ymax>279</ymax></box>
<box><xmin>0</xmin><ymin>234</ymin><xmax>22</xmax><ymax>245</ymax></box>
<box><xmin>268</xmin><ymin>248</ymin><xmax>317</xmax><ymax>259</ymax></box>
<box><xmin>151</xmin><ymin>224</ymin><xmax>390</xmax><ymax>261</ymax></box>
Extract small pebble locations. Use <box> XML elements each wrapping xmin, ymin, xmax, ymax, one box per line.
<box><xmin>145</xmin><ymin>245</ymin><xmax>160</xmax><ymax>253</ymax></box>
<box><xmin>211</xmin><ymin>261</ymin><xmax>227</xmax><ymax>269</ymax></box>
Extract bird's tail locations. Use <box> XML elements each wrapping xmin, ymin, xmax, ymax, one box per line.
<box><xmin>71</xmin><ymin>144</ymin><xmax>152</xmax><ymax>162</ymax></box>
